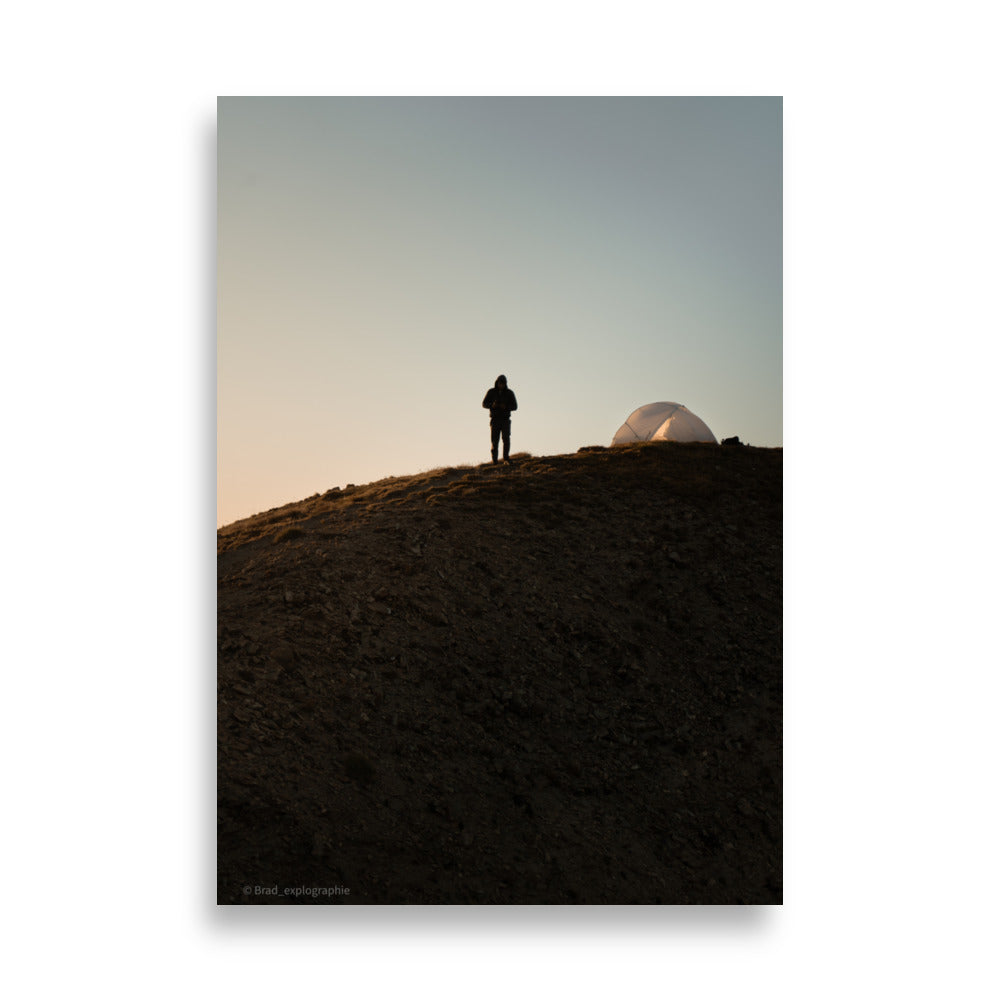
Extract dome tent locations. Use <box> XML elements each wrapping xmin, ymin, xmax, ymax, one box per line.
<box><xmin>612</xmin><ymin>402</ymin><xmax>718</xmax><ymax>445</ymax></box>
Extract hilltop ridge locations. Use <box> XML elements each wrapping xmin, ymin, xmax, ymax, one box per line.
<box><xmin>218</xmin><ymin>442</ymin><xmax>782</xmax><ymax>903</ymax></box>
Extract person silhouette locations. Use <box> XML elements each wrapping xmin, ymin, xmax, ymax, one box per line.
<box><xmin>482</xmin><ymin>374</ymin><xmax>518</xmax><ymax>464</ymax></box>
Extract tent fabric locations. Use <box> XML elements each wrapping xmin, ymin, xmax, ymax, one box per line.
<box><xmin>612</xmin><ymin>402</ymin><xmax>718</xmax><ymax>445</ymax></box>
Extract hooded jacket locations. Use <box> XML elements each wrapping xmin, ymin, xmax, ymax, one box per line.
<box><xmin>482</xmin><ymin>377</ymin><xmax>518</xmax><ymax>423</ymax></box>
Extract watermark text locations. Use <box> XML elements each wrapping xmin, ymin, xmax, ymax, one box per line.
<box><xmin>243</xmin><ymin>884</ymin><xmax>350</xmax><ymax>898</ymax></box>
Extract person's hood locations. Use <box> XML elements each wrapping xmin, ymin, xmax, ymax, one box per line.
<box><xmin>495</xmin><ymin>376</ymin><xmax>508</xmax><ymax>389</ymax></box>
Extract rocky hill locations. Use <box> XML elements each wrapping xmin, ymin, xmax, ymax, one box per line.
<box><xmin>217</xmin><ymin>442</ymin><xmax>782</xmax><ymax>904</ymax></box>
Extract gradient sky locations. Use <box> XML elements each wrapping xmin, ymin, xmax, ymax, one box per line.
<box><xmin>218</xmin><ymin>97</ymin><xmax>781</xmax><ymax>526</ymax></box>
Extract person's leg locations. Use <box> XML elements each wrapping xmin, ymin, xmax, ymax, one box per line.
<box><xmin>501</xmin><ymin>421</ymin><xmax>511</xmax><ymax>461</ymax></box>
<box><xmin>490</xmin><ymin>422</ymin><xmax>500</xmax><ymax>463</ymax></box>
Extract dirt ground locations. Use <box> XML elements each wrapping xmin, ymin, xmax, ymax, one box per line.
<box><xmin>217</xmin><ymin>442</ymin><xmax>782</xmax><ymax>904</ymax></box>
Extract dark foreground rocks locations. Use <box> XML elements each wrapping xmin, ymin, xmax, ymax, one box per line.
<box><xmin>218</xmin><ymin>442</ymin><xmax>782</xmax><ymax>904</ymax></box>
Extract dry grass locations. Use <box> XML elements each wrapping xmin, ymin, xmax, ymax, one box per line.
<box><xmin>218</xmin><ymin>442</ymin><xmax>778</xmax><ymax>554</ymax></box>
<box><xmin>218</xmin><ymin>438</ymin><xmax>782</xmax><ymax>903</ymax></box>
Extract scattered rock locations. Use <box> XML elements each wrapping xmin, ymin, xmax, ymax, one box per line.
<box><xmin>270</xmin><ymin>644</ymin><xmax>296</xmax><ymax>669</ymax></box>
<box><xmin>342</xmin><ymin>753</ymin><xmax>376</xmax><ymax>784</ymax></box>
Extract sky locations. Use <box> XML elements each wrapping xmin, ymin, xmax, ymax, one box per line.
<box><xmin>218</xmin><ymin>97</ymin><xmax>781</xmax><ymax>526</ymax></box>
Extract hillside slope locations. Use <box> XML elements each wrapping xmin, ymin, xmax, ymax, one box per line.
<box><xmin>218</xmin><ymin>442</ymin><xmax>782</xmax><ymax>904</ymax></box>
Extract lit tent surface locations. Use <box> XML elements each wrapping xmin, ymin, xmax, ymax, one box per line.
<box><xmin>612</xmin><ymin>402</ymin><xmax>718</xmax><ymax>445</ymax></box>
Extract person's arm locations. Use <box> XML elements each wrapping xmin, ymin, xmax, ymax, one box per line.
<box><xmin>483</xmin><ymin>389</ymin><xmax>494</xmax><ymax>409</ymax></box>
<box><xmin>508</xmin><ymin>391</ymin><xmax>517</xmax><ymax>412</ymax></box>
